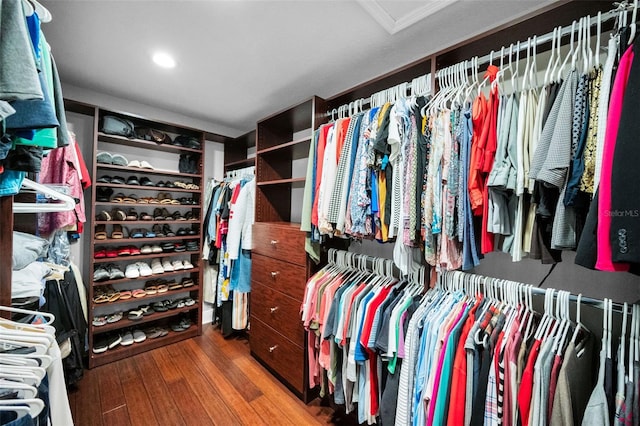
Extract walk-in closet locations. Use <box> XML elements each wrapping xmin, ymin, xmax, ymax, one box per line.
<box><xmin>2</xmin><ymin>1</ymin><xmax>640</xmax><ymax>425</ymax></box>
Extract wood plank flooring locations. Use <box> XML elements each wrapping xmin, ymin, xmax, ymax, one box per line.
<box><xmin>68</xmin><ymin>325</ymin><xmax>335</xmax><ymax>425</ymax></box>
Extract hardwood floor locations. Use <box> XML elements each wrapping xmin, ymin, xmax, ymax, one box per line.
<box><xmin>68</xmin><ymin>325</ymin><xmax>335</xmax><ymax>425</ymax></box>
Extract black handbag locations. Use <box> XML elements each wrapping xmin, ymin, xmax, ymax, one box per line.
<box><xmin>101</xmin><ymin>115</ymin><xmax>136</xmax><ymax>138</ymax></box>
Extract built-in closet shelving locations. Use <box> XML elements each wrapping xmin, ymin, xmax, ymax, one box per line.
<box><xmin>248</xmin><ymin>96</ymin><xmax>327</xmax><ymax>401</ymax></box>
<box><xmin>224</xmin><ymin>130</ymin><xmax>255</xmax><ymax>172</ymax></box>
<box><xmin>64</xmin><ymin>99</ymin><xmax>214</xmax><ymax>368</ymax></box>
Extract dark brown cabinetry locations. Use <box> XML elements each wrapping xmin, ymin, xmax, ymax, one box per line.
<box><xmin>249</xmin><ymin>97</ymin><xmax>327</xmax><ymax>401</ymax></box>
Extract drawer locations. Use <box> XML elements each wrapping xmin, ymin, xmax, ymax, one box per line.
<box><xmin>252</xmin><ymin>253</ymin><xmax>307</xmax><ymax>300</ymax></box>
<box><xmin>250</xmin><ymin>317</ymin><xmax>304</xmax><ymax>392</ymax></box>
<box><xmin>251</xmin><ymin>281</ymin><xmax>304</xmax><ymax>346</ymax></box>
<box><xmin>252</xmin><ymin>222</ymin><xmax>306</xmax><ymax>266</ymax></box>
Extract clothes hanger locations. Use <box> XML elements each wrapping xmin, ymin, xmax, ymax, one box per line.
<box><xmin>544</xmin><ymin>27</ymin><xmax>558</xmax><ymax>85</ymax></box>
<box><xmin>29</xmin><ymin>0</ymin><xmax>52</xmax><ymax>22</ymax></box>
<box><xmin>558</xmin><ymin>20</ymin><xmax>577</xmax><ymax>81</ymax></box>
<box><xmin>13</xmin><ymin>178</ymin><xmax>76</xmax><ymax>214</ymax></box>
<box><xmin>0</xmin><ymin>405</ymin><xmax>34</xmax><ymax>421</ymax></box>
<box><xmin>0</xmin><ymin>398</ymin><xmax>44</xmax><ymax>418</ymax></box>
<box><xmin>0</xmin><ymin>306</ymin><xmax>55</xmax><ymax>325</ymax></box>
<box><xmin>0</xmin><ymin>380</ymin><xmax>38</xmax><ymax>399</ymax></box>
<box><xmin>628</xmin><ymin>304</ymin><xmax>636</xmax><ymax>383</ymax></box>
<box><xmin>629</xmin><ymin>0</ymin><xmax>638</xmax><ymax>44</ymax></box>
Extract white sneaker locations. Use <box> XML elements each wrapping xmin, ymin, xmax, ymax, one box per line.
<box><xmin>138</xmin><ymin>262</ymin><xmax>153</xmax><ymax>277</ymax></box>
<box><xmin>150</xmin><ymin>259</ymin><xmax>164</xmax><ymax>275</ymax></box>
<box><xmin>125</xmin><ymin>263</ymin><xmax>140</xmax><ymax>279</ymax></box>
<box><xmin>162</xmin><ymin>258</ymin><xmax>174</xmax><ymax>272</ymax></box>
<box><xmin>172</xmin><ymin>260</ymin><xmax>184</xmax><ymax>271</ymax></box>
<box><xmin>182</xmin><ymin>260</ymin><xmax>194</xmax><ymax>270</ymax></box>
<box><xmin>151</xmin><ymin>244</ymin><xmax>163</xmax><ymax>253</ymax></box>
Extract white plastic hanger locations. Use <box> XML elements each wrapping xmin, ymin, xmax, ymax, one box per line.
<box><xmin>544</xmin><ymin>27</ymin><xmax>559</xmax><ymax>85</ymax></box>
<box><xmin>558</xmin><ymin>21</ymin><xmax>577</xmax><ymax>81</ymax></box>
<box><xmin>13</xmin><ymin>178</ymin><xmax>76</xmax><ymax>214</ymax></box>
<box><xmin>0</xmin><ymin>398</ymin><xmax>44</xmax><ymax>418</ymax></box>
<box><xmin>629</xmin><ymin>0</ymin><xmax>638</xmax><ymax>44</ymax></box>
<box><xmin>0</xmin><ymin>379</ymin><xmax>38</xmax><ymax>399</ymax></box>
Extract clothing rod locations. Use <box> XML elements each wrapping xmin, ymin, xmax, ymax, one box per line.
<box><xmin>325</xmin><ymin>73</ymin><xmax>432</xmax><ymax>118</ymax></box>
<box><xmin>469</xmin><ymin>5</ymin><xmax>627</xmax><ymax>70</ymax></box>
<box><xmin>443</xmin><ymin>270</ymin><xmax>632</xmax><ymax>315</ymax></box>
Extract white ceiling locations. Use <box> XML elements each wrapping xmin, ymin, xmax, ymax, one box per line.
<box><xmin>42</xmin><ymin>0</ymin><xmax>562</xmax><ymax>137</ymax></box>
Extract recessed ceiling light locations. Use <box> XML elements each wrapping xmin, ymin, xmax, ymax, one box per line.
<box><xmin>152</xmin><ymin>52</ymin><xmax>176</xmax><ymax>69</ymax></box>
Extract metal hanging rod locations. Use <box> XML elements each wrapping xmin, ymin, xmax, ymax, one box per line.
<box><xmin>459</xmin><ymin>2</ymin><xmax>636</xmax><ymax>72</ymax></box>
<box><xmin>325</xmin><ymin>73</ymin><xmax>432</xmax><ymax>119</ymax></box>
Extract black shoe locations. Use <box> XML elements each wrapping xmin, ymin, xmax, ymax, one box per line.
<box><xmin>96</xmin><ymin>187</ymin><xmax>114</xmax><ymax>202</ymax></box>
<box><xmin>126</xmin><ymin>176</ymin><xmax>140</xmax><ymax>185</ymax></box>
<box><xmin>140</xmin><ymin>176</ymin><xmax>154</xmax><ymax>186</ymax></box>
<box><xmin>97</xmin><ymin>175</ymin><xmax>112</xmax><ymax>184</ymax></box>
<box><xmin>111</xmin><ymin>176</ymin><xmax>126</xmax><ymax>185</ymax></box>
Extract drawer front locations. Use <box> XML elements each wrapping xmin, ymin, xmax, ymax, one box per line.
<box><xmin>252</xmin><ymin>253</ymin><xmax>307</xmax><ymax>300</ymax></box>
<box><xmin>252</xmin><ymin>223</ymin><xmax>306</xmax><ymax>266</ymax></box>
<box><xmin>250</xmin><ymin>317</ymin><xmax>304</xmax><ymax>392</ymax></box>
<box><xmin>251</xmin><ymin>281</ymin><xmax>304</xmax><ymax>346</ymax></box>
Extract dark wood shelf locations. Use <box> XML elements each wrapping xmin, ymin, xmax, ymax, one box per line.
<box><xmin>94</xmin><ymin>250</ymin><xmax>199</xmax><ymax>264</ymax></box>
<box><xmin>257</xmin><ymin>177</ymin><xmax>306</xmax><ymax>186</ymax></box>
<box><xmin>98</xmin><ymin>132</ymin><xmax>202</xmax><ymax>154</ymax></box>
<box><xmin>95</xmin><ymin>202</ymin><xmax>200</xmax><ymax>208</ymax></box>
<box><xmin>256</xmin><ymin>137</ymin><xmax>310</xmax><ymax>156</ymax></box>
<box><xmin>92</xmin><ymin>305</ymin><xmax>198</xmax><ymax>334</ymax></box>
<box><xmin>224</xmin><ymin>158</ymin><xmax>255</xmax><ymax>169</ymax></box>
<box><xmin>96</xmin><ymin>163</ymin><xmax>202</xmax><ymax>179</ymax></box>
<box><xmin>90</xmin><ymin>326</ymin><xmax>198</xmax><ymax>368</ymax></box>
<box><xmin>95</xmin><ymin>183</ymin><xmax>200</xmax><ymax>193</ymax></box>
<box><xmin>93</xmin><ymin>220</ymin><xmax>200</xmax><ymax>225</ymax></box>
<box><xmin>91</xmin><ymin>285</ymin><xmax>199</xmax><ymax>308</ymax></box>
<box><xmin>93</xmin><ymin>268</ymin><xmax>200</xmax><ymax>286</ymax></box>
<box><xmin>93</xmin><ymin>235</ymin><xmax>200</xmax><ymax>245</ymax></box>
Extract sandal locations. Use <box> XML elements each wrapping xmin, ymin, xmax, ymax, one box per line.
<box><xmin>92</xmin><ymin>315</ymin><xmax>108</xmax><ymax>326</ymax></box>
<box><xmin>168</xmin><ymin>281</ymin><xmax>183</xmax><ymax>291</ymax></box>
<box><xmin>96</xmin><ymin>210</ymin><xmax>111</xmax><ymax>221</ymax></box>
<box><xmin>140</xmin><ymin>211</ymin><xmax>153</xmax><ymax>221</ymax></box>
<box><xmin>145</xmin><ymin>285</ymin><xmax>158</xmax><ymax>295</ymax></box>
<box><xmin>95</xmin><ymin>224</ymin><xmax>107</xmax><ymax>240</ymax></box>
<box><xmin>111</xmin><ymin>224</ymin><xmax>124</xmax><ymax>239</ymax></box>
<box><xmin>127</xmin><ymin>308</ymin><xmax>145</xmax><ymax>321</ymax></box>
<box><xmin>137</xmin><ymin>197</ymin><xmax>150</xmax><ymax>204</ymax></box>
<box><xmin>122</xmin><ymin>194</ymin><xmax>138</xmax><ymax>204</ymax></box>
<box><xmin>111</xmin><ymin>193</ymin><xmax>126</xmax><ymax>203</ymax></box>
<box><xmin>111</xmin><ymin>208</ymin><xmax>127</xmax><ymax>221</ymax></box>
<box><xmin>132</xmin><ymin>289</ymin><xmax>147</xmax><ymax>298</ymax></box>
<box><xmin>157</xmin><ymin>284</ymin><xmax>169</xmax><ymax>293</ymax></box>
<box><xmin>119</xmin><ymin>290</ymin><xmax>133</xmax><ymax>300</ymax></box>
<box><xmin>93</xmin><ymin>293</ymin><xmax>110</xmax><ymax>304</ymax></box>
<box><xmin>125</xmin><ymin>208</ymin><xmax>138</xmax><ymax>221</ymax></box>
<box><xmin>106</xmin><ymin>311</ymin><xmax>123</xmax><ymax>323</ymax></box>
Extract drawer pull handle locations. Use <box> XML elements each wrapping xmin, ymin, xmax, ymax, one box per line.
<box><xmin>270</xmin><ymin>306</ymin><xmax>279</xmax><ymax>313</ymax></box>
<box><xmin>269</xmin><ymin>345</ymin><xmax>278</xmax><ymax>353</ymax></box>
<box><xmin>271</xmin><ymin>271</ymin><xmax>279</xmax><ymax>278</ymax></box>
<box><xmin>270</xmin><ymin>240</ymin><xmax>278</xmax><ymax>246</ymax></box>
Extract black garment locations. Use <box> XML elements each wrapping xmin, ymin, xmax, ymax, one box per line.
<box><xmin>42</xmin><ymin>270</ymin><xmax>87</xmax><ymax>386</ymax></box>
<box><xmin>609</xmin><ymin>40</ymin><xmax>640</xmax><ymax>263</ymax></box>
<box><xmin>3</xmin><ymin>145</ymin><xmax>43</xmax><ymax>172</ymax></box>
<box><xmin>470</xmin><ymin>313</ymin><xmax>505</xmax><ymax>426</ymax></box>
<box><xmin>605</xmin><ymin>356</ymin><xmax>614</xmax><ymax>425</ymax></box>
<box><xmin>415</xmin><ymin>97</ymin><xmax>429</xmax><ymax>238</ymax></box>
<box><xmin>380</xmin><ymin>360</ymin><xmax>401</xmax><ymax>426</ymax></box>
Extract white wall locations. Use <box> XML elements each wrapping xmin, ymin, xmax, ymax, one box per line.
<box><xmin>64</xmin><ymin>89</ymin><xmax>227</xmax><ymax>325</ymax></box>
<box><xmin>63</xmin><ymin>83</ymin><xmax>243</xmax><ymax>138</ymax></box>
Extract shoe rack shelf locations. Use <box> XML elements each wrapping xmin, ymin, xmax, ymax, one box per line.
<box><xmin>91</xmin><ymin>327</ymin><xmax>198</xmax><ymax>368</ymax></box>
<box><xmin>93</xmin><ymin>251</ymin><xmax>199</xmax><ymax>263</ymax></box>
<box><xmin>85</xmin><ymin>105</ymin><xmax>206</xmax><ymax>368</ymax></box>
<box><xmin>97</xmin><ymin>164</ymin><xmax>202</xmax><ymax>179</ymax></box>
<box><xmin>98</xmin><ymin>132</ymin><xmax>203</xmax><ymax>154</ymax></box>
<box><xmin>91</xmin><ymin>268</ymin><xmax>200</xmax><ymax>288</ymax></box>
<box><xmin>91</xmin><ymin>286</ymin><xmax>200</xmax><ymax>310</ymax></box>
<box><xmin>95</xmin><ymin>183</ymin><xmax>201</xmax><ymax>193</ymax></box>
<box><xmin>92</xmin><ymin>305</ymin><xmax>199</xmax><ymax>334</ymax></box>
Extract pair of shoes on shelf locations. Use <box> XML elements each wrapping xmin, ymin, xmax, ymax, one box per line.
<box><xmin>185</xmin><ymin>241</ymin><xmax>200</xmax><ymax>252</ymax></box>
<box><xmin>125</xmin><ymin>262</ymin><xmax>153</xmax><ymax>279</ymax></box>
<box><xmin>170</xmin><ymin>315</ymin><xmax>193</xmax><ymax>332</ymax></box>
<box><xmin>93</xmin><ymin>265</ymin><xmax>125</xmax><ymax>282</ymax></box>
<box><xmin>174</xmin><ymin>136</ymin><xmax>201</xmax><ymax>150</ymax></box>
<box><xmin>127</xmin><ymin>159</ymin><xmax>155</xmax><ymax>170</ymax></box>
<box><xmin>97</xmin><ymin>152</ymin><xmax>128</xmax><ymax>166</ymax></box>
